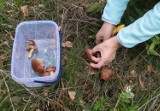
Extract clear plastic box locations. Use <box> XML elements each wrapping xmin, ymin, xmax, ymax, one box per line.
<box><xmin>11</xmin><ymin>21</ymin><xmax>62</xmax><ymax>87</ymax></box>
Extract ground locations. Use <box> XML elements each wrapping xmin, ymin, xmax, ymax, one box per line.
<box><xmin>0</xmin><ymin>0</ymin><xmax>160</xmax><ymax>111</ymax></box>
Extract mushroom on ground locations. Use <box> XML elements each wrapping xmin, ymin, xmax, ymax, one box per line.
<box><xmin>26</xmin><ymin>40</ymin><xmax>38</xmax><ymax>59</ymax></box>
<box><xmin>100</xmin><ymin>66</ymin><xmax>115</xmax><ymax>80</ymax></box>
<box><xmin>31</xmin><ymin>58</ymin><xmax>45</xmax><ymax>75</ymax></box>
<box><xmin>45</xmin><ymin>66</ymin><xmax>56</xmax><ymax>75</ymax></box>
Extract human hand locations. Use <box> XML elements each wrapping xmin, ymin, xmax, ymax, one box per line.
<box><xmin>96</xmin><ymin>22</ymin><xmax>115</xmax><ymax>44</ymax></box>
<box><xmin>90</xmin><ymin>36</ymin><xmax>120</xmax><ymax>68</ymax></box>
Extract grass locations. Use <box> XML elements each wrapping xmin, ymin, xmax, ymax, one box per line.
<box><xmin>0</xmin><ymin>0</ymin><xmax>160</xmax><ymax>111</ymax></box>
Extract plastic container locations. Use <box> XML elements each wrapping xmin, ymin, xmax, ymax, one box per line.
<box><xmin>11</xmin><ymin>21</ymin><xmax>62</xmax><ymax>87</ymax></box>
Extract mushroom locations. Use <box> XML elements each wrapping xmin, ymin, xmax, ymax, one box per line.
<box><xmin>41</xmin><ymin>71</ymin><xmax>50</xmax><ymax>76</ymax></box>
<box><xmin>45</xmin><ymin>66</ymin><xmax>56</xmax><ymax>75</ymax></box>
<box><xmin>26</xmin><ymin>40</ymin><xmax>38</xmax><ymax>59</ymax></box>
<box><xmin>31</xmin><ymin>58</ymin><xmax>45</xmax><ymax>75</ymax></box>
<box><xmin>84</xmin><ymin>49</ymin><xmax>92</xmax><ymax>61</ymax></box>
<box><xmin>84</xmin><ymin>49</ymin><xmax>101</xmax><ymax>62</ymax></box>
<box><xmin>100</xmin><ymin>66</ymin><xmax>115</xmax><ymax>80</ymax></box>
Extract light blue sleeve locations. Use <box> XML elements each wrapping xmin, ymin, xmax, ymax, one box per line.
<box><xmin>102</xmin><ymin>0</ymin><xmax>130</xmax><ymax>25</ymax></box>
<box><xmin>117</xmin><ymin>2</ymin><xmax>160</xmax><ymax>48</ymax></box>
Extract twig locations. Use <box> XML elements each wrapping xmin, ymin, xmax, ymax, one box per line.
<box><xmin>3</xmin><ymin>77</ymin><xmax>16</xmax><ymax>111</ymax></box>
<box><xmin>67</xmin><ymin>18</ymin><xmax>100</xmax><ymax>26</ymax></box>
<box><xmin>138</xmin><ymin>93</ymin><xmax>160</xmax><ymax>111</ymax></box>
<box><xmin>23</xmin><ymin>96</ymin><xmax>31</xmax><ymax>111</ymax></box>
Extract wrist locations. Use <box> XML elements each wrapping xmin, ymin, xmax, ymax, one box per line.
<box><xmin>103</xmin><ymin>22</ymin><xmax>115</xmax><ymax>29</ymax></box>
<box><xmin>112</xmin><ymin>36</ymin><xmax>120</xmax><ymax>48</ymax></box>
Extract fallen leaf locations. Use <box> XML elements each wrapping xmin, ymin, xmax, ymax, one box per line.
<box><xmin>58</xmin><ymin>26</ymin><xmax>61</xmax><ymax>31</ymax></box>
<box><xmin>43</xmin><ymin>90</ymin><xmax>48</xmax><ymax>97</ymax></box>
<box><xmin>62</xmin><ymin>41</ymin><xmax>73</xmax><ymax>48</ymax></box>
<box><xmin>147</xmin><ymin>64</ymin><xmax>152</xmax><ymax>73</ymax></box>
<box><xmin>10</xmin><ymin>33</ymin><xmax>14</xmax><ymax>40</ymax></box>
<box><xmin>36</xmin><ymin>109</ymin><xmax>41</xmax><ymax>111</ymax></box>
<box><xmin>59</xmin><ymin>13</ymin><xmax>65</xmax><ymax>19</ymax></box>
<box><xmin>62</xmin><ymin>55</ymin><xmax>67</xmax><ymax>65</ymax></box>
<box><xmin>38</xmin><ymin>4</ymin><xmax>44</xmax><ymax>8</ymax></box>
<box><xmin>0</xmin><ymin>55</ymin><xmax>6</xmax><ymax>60</ymax></box>
<box><xmin>130</xmin><ymin>70</ymin><xmax>136</xmax><ymax>75</ymax></box>
<box><xmin>139</xmin><ymin>77</ymin><xmax>145</xmax><ymax>89</ymax></box>
<box><xmin>68</xmin><ymin>90</ymin><xmax>76</xmax><ymax>100</ymax></box>
<box><xmin>21</xmin><ymin>5</ymin><xmax>29</xmax><ymax>16</ymax></box>
<box><xmin>79</xmin><ymin>3</ymin><xmax>88</xmax><ymax>9</ymax></box>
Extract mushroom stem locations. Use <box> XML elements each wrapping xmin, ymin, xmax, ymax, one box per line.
<box><xmin>28</xmin><ymin>49</ymin><xmax>34</xmax><ymax>58</ymax></box>
<box><xmin>49</xmin><ymin>71</ymin><xmax>53</xmax><ymax>75</ymax></box>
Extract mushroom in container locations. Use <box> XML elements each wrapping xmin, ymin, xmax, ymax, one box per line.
<box><xmin>31</xmin><ymin>58</ymin><xmax>45</xmax><ymax>75</ymax></box>
<box><xmin>41</xmin><ymin>66</ymin><xmax>56</xmax><ymax>76</ymax></box>
<box><xmin>26</xmin><ymin>40</ymin><xmax>38</xmax><ymax>59</ymax></box>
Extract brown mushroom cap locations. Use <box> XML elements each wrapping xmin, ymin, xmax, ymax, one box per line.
<box><xmin>84</xmin><ymin>49</ymin><xmax>101</xmax><ymax>62</ymax></box>
<box><xmin>26</xmin><ymin>40</ymin><xmax>36</xmax><ymax>45</ymax></box>
<box><xmin>100</xmin><ymin>66</ymin><xmax>115</xmax><ymax>80</ymax></box>
<box><xmin>31</xmin><ymin>58</ymin><xmax>45</xmax><ymax>75</ymax></box>
<box><xmin>46</xmin><ymin>66</ymin><xmax>56</xmax><ymax>72</ymax></box>
<box><xmin>26</xmin><ymin>45</ymin><xmax>37</xmax><ymax>51</ymax></box>
<box><xmin>84</xmin><ymin>49</ymin><xmax>92</xmax><ymax>61</ymax></box>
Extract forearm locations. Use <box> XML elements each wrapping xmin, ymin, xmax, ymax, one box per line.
<box><xmin>102</xmin><ymin>0</ymin><xmax>130</xmax><ymax>25</ymax></box>
<box><xmin>117</xmin><ymin>3</ymin><xmax>160</xmax><ymax>48</ymax></box>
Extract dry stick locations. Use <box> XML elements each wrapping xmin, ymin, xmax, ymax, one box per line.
<box><xmin>138</xmin><ymin>93</ymin><xmax>160</xmax><ymax>111</ymax></box>
<box><xmin>148</xmin><ymin>96</ymin><xmax>158</xmax><ymax>111</ymax></box>
<box><xmin>67</xmin><ymin>18</ymin><xmax>99</xmax><ymax>26</ymax></box>
<box><xmin>156</xmin><ymin>104</ymin><xmax>160</xmax><ymax>111</ymax></box>
<box><xmin>76</xmin><ymin>22</ymin><xmax>79</xmax><ymax>36</ymax></box>
<box><xmin>3</xmin><ymin>77</ymin><xmax>16</xmax><ymax>111</ymax></box>
<box><xmin>23</xmin><ymin>96</ymin><xmax>31</xmax><ymax>111</ymax></box>
<box><xmin>20</xmin><ymin>84</ymin><xmax>69</xmax><ymax>110</ymax></box>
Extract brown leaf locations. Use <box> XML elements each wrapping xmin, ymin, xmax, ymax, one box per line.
<box><xmin>10</xmin><ymin>33</ymin><xmax>14</xmax><ymax>40</ymax></box>
<box><xmin>21</xmin><ymin>5</ymin><xmax>29</xmax><ymax>16</ymax></box>
<box><xmin>139</xmin><ymin>77</ymin><xmax>145</xmax><ymax>89</ymax></box>
<box><xmin>58</xmin><ymin>26</ymin><xmax>61</xmax><ymax>31</ymax></box>
<box><xmin>79</xmin><ymin>3</ymin><xmax>88</xmax><ymax>9</ymax></box>
<box><xmin>38</xmin><ymin>4</ymin><xmax>44</xmax><ymax>8</ymax></box>
<box><xmin>68</xmin><ymin>90</ymin><xmax>76</xmax><ymax>100</ymax></box>
<box><xmin>130</xmin><ymin>70</ymin><xmax>136</xmax><ymax>75</ymax></box>
<box><xmin>147</xmin><ymin>65</ymin><xmax>152</xmax><ymax>73</ymax></box>
<box><xmin>62</xmin><ymin>41</ymin><xmax>73</xmax><ymax>48</ymax></box>
<box><xmin>62</xmin><ymin>55</ymin><xmax>67</xmax><ymax>65</ymax></box>
<box><xmin>0</xmin><ymin>55</ymin><xmax>6</xmax><ymax>60</ymax></box>
<box><xmin>43</xmin><ymin>90</ymin><xmax>48</xmax><ymax>97</ymax></box>
<box><xmin>36</xmin><ymin>109</ymin><xmax>41</xmax><ymax>111</ymax></box>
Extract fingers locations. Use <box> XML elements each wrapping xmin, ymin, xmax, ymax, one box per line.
<box><xmin>90</xmin><ymin>51</ymin><xmax>116</xmax><ymax>69</ymax></box>
<box><xmin>90</xmin><ymin>56</ymin><xmax>100</xmax><ymax>63</ymax></box>
<box><xmin>90</xmin><ymin>59</ymin><xmax>105</xmax><ymax>69</ymax></box>
<box><xmin>96</xmin><ymin>35</ymin><xmax>102</xmax><ymax>44</ymax></box>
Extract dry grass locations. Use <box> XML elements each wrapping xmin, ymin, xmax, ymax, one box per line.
<box><xmin>0</xmin><ymin>0</ymin><xmax>160</xmax><ymax>111</ymax></box>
